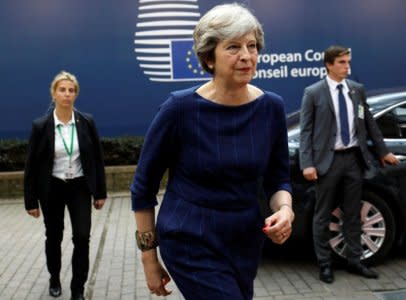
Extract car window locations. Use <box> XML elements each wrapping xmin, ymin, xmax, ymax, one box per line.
<box><xmin>375</xmin><ymin>103</ymin><xmax>406</xmax><ymax>138</ymax></box>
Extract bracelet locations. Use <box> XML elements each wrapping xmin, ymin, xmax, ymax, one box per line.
<box><xmin>279</xmin><ymin>204</ymin><xmax>292</xmax><ymax>210</ymax></box>
<box><xmin>135</xmin><ymin>230</ymin><xmax>159</xmax><ymax>251</ymax></box>
<box><xmin>279</xmin><ymin>204</ymin><xmax>295</xmax><ymax>222</ymax></box>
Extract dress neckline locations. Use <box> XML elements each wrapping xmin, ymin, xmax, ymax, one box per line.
<box><xmin>194</xmin><ymin>90</ymin><xmax>265</xmax><ymax>109</ymax></box>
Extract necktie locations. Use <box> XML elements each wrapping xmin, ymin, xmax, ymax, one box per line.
<box><xmin>337</xmin><ymin>84</ymin><xmax>350</xmax><ymax>146</ymax></box>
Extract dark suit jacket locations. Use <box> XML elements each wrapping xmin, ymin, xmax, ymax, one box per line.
<box><xmin>24</xmin><ymin>110</ymin><xmax>107</xmax><ymax>210</ymax></box>
<box><xmin>299</xmin><ymin>78</ymin><xmax>388</xmax><ymax>176</ymax></box>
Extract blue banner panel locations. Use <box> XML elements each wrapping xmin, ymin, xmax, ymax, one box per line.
<box><xmin>171</xmin><ymin>40</ymin><xmax>209</xmax><ymax>80</ymax></box>
<box><xmin>1</xmin><ymin>0</ymin><xmax>405</xmax><ymax>138</ymax></box>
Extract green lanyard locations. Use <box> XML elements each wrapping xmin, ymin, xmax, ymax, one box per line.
<box><xmin>57</xmin><ymin>123</ymin><xmax>75</xmax><ymax>160</ymax></box>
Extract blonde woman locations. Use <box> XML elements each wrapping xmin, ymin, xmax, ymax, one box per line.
<box><xmin>24</xmin><ymin>71</ymin><xmax>106</xmax><ymax>300</ymax></box>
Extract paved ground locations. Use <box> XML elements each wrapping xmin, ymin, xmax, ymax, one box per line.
<box><xmin>1</xmin><ymin>194</ymin><xmax>405</xmax><ymax>300</ymax></box>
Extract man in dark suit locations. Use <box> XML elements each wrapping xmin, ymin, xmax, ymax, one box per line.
<box><xmin>299</xmin><ymin>45</ymin><xmax>398</xmax><ymax>283</ymax></box>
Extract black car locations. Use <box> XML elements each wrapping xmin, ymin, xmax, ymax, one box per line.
<box><xmin>286</xmin><ymin>90</ymin><xmax>406</xmax><ymax>264</ymax></box>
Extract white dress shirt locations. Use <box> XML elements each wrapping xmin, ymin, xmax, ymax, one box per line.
<box><xmin>52</xmin><ymin>110</ymin><xmax>84</xmax><ymax>180</ymax></box>
<box><xmin>326</xmin><ymin>76</ymin><xmax>359</xmax><ymax>150</ymax></box>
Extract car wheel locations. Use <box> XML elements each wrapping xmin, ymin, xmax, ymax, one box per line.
<box><xmin>328</xmin><ymin>191</ymin><xmax>396</xmax><ymax>265</ymax></box>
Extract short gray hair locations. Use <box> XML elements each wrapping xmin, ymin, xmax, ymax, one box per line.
<box><xmin>193</xmin><ymin>3</ymin><xmax>264</xmax><ymax>74</ymax></box>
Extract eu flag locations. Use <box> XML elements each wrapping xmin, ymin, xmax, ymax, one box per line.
<box><xmin>171</xmin><ymin>39</ymin><xmax>211</xmax><ymax>80</ymax></box>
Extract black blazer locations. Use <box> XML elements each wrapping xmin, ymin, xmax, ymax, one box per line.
<box><xmin>24</xmin><ymin>110</ymin><xmax>107</xmax><ymax>210</ymax></box>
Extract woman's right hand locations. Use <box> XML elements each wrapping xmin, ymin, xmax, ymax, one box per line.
<box><xmin>27</xmin><ymin>209</ymin><xmax>40</xmax><ymax>218</ymax></box>
<box><xmin>142</xmin><ymin>251</ymin><xmax>172</xmax><ymax>296</ymax></box>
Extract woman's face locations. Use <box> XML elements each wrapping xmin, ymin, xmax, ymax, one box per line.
<box><xmin>52</xmin><ymin>80</ymin><xmax>77</xmax><ymax>110</ymax></box>
<box><xmin>211</xmin><ymin>32</ymin><xmax>258</xmax><ymax>86</ymax></box>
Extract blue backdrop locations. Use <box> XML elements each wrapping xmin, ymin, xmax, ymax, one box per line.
<box><xmin>1</xmin><ymin>0</ymin><xmax>405</xmax><ymax>138</ymax></box>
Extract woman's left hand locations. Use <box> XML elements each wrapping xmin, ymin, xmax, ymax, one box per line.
<box><xmin>262</xmin><ymin>206</ymin><xmax>294</xmax><ymax>244</ymax></box>
<box><xmin>93</xmin><ymin>199</ymin><xmax>106</xmax><ymax>209</ymax></box>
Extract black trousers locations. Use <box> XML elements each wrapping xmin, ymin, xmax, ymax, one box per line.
<box><xmin>313</xmin><ymin>148</ymin><xmax>363</xmax><ymax>266</ymax></box>
<box><xmin>41</xmin><ymin>176</ymin><xmax>91</xmax><ymax>294</ymax></box>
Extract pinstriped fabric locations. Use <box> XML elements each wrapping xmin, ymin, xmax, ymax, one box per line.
<box><xmin>131</xmin><ymin>86</ymin><xmax>292</xmax><ymax>299</ymax></box>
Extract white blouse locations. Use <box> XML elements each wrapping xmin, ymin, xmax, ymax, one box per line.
<box><xmin>52</xmin><ymin>110</ymin><xmax>84</xmax><ymax>180</ymax></box>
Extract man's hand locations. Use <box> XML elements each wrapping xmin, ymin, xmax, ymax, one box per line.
<box><xmin>303</xmin><ymin>167</ymin><xmax>318</xmax><ymax>181</ymax></box>
<box><xmin>380</xmin><ymin>153</ymin><xmax>399</xmax><ymax>167</ymax></box>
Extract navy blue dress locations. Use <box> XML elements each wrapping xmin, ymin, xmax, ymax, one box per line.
<box><xmin>131</xmin><ymin>86</ymin><xmax>292</xmax><ymax>300</ymax></box>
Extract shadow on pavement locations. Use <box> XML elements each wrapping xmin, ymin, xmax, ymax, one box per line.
<box><xmin>375</xmin><ymin>289</ymin><xmax>406</xmax><ymax>300</ymax></box>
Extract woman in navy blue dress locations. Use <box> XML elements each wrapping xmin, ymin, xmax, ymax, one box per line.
<box><xmin>131</xmin><ymin>3</ymin><xmax>295</xmax><ymax>299</ymax></box>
